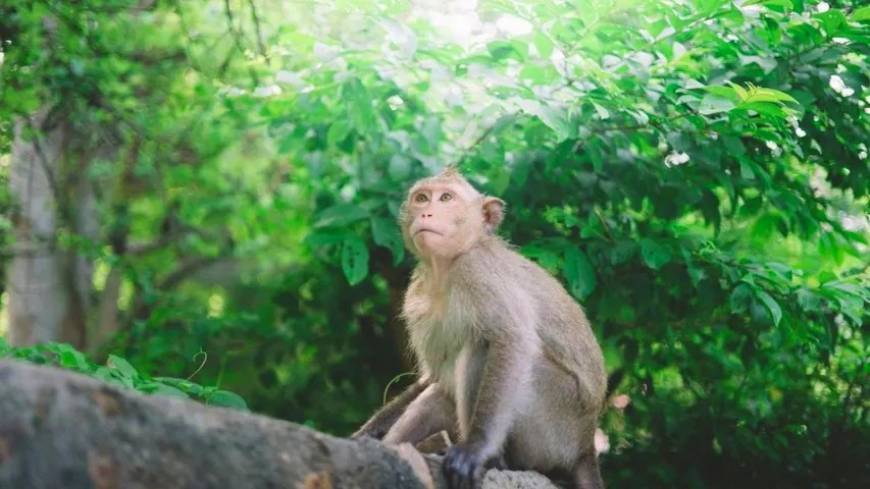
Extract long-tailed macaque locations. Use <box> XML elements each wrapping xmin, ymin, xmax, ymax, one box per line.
<box><xmin>353</xmin><ymin>168</ymin><xmax>607</xmax><ymax>489</ymax></box>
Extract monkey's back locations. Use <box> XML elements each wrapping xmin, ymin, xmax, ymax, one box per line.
<box><xmin>495</xmin><ymin>239</ymin><xmax>606</xmax><ymax>406</ymax></box>
<box><xmin>448</xmin><ymin>236</ymin><xmax>607</xmax><ymax>401</ymax></box>
<box><xmin>467</xmin><ymin>237</ymin><xmax>608</xmax><ymax>469</ymax></box>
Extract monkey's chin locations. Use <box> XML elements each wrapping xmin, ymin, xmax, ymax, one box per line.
<box><xmin>412</xmin><ymin>234</ymin><xmax>447</xmax><ymax>259</ymax></box>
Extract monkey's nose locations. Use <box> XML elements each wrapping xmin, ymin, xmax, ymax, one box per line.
<box><xmin>421</xmin><ymin>213</ymin><xmax>433</xmax><ymax>218</ymax></box>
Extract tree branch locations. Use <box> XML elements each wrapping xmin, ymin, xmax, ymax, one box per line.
<box><xmin>247</xmin><ymin>0</ymin><xmax>269</xmax><ymax>62</ymax></box>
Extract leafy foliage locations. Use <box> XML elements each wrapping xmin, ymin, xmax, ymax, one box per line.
<box><xmin>0</xmin><ymin>337</ymin><xmax>247</xmax><ymax>410</ymax></box>
<box><xmin>0</xmin><ymin>1</ymin><xmax>867</xmax><ymax>487</ymax></box>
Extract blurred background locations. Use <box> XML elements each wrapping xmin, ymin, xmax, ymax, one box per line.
<box><xmin>0</xmin><ymin>1</ymin><xmax>867</xmax><ymax>487</ymax></box>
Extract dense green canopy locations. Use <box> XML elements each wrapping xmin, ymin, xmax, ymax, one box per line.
<box><xmin>1</xmin><ymin>1</ymin><xmax>867</xmax><ymax>487</ymax></box>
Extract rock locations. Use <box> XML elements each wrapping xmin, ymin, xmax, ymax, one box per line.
<box><xmin>0</xmin><ymin>360</ymin><xmax>559</xmax><ymax>489</ymax></box>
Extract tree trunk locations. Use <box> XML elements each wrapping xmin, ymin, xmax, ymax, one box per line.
<box><xmin>0</xmin><ymin>360</ymin><xmax>560</xmax><ymax>489</ymax></box>
<box><xmin>6</xmin><ymin>114</ymin><xmax>88</xmax><ymax>348</ymax></box>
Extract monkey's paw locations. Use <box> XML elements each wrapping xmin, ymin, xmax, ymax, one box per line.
<box><xmin>443</xmin><ymin>444</ymin><xmax>487</xmax><ymax>489</ymax></box>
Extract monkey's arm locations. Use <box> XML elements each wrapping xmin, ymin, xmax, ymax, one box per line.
<box><xmin>445</xmin><ymin>330</ymin><xmax>534</xmax><ymax>488</ymax></box>
<box><xmin>467</xmin><ymin>339</ymin><xmax>531</xmax><ymax>450</ymax></box>
<box><xmin>383</xmin><ymin>383</ymin><xmax>456</xmax><ymax>445</ymax></box>
<box><xmin>351</xmin><ymin>378</ymin><xmax>430</xmax><ymax>440</ymax></box>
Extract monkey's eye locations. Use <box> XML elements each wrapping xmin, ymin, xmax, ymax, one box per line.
<box><xmin>439</xmin><ymin>192</ymin><xmax>453</xmax><ymax>202</ymax></box>
<box><xmin>414</xmin><ymin>193</ymin><xmax>429</xmax><ymax>203</ymax></box>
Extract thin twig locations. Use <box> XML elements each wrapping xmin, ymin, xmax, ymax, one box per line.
<box><xmin>221</xmin><ymin>0</ymin><xmax>259</xmax><ymax>84</ymax></box>
<box><xmin>246</xmin><ymin>0</ymin><xmax>269</xmax><ymax>63</ymax></box>
<box><xmin>594</xmin><ymin>209</ymin><xmax>615</xmax><ymax>242</ymax></box>
<box><xmin>453</xmin><ymin>114</ymin><xmax>515</xmax><ymax>169</ymax></box>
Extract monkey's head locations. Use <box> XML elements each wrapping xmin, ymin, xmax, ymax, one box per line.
<box><xmin>400</xmin><ymin>167</ymin><xmax>505</xmax><ymax>260</ymax></box>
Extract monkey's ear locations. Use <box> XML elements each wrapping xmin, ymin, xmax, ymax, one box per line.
<box><xmin>482</xmin><ymin>196</ymin><xmax>505</xmax><ymax>231</ymax></box>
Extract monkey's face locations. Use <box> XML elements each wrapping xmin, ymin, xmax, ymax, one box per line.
<box><xmin>403</xmin><ymin>179</ymin><xmax>484</xmax><ymax>260</ymax></box>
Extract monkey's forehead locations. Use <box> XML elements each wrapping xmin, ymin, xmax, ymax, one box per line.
<box><xmin>408</xmin><ymin>176</ymin><xmax>481</xmax><ymax>201</ymax></box>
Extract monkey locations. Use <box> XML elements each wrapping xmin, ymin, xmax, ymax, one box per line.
<box><xmin>353</xmin><ymin>167</ymin><xmax>607</xmax><ymax>489</ymax></box>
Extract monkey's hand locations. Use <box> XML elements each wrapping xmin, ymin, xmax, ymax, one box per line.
<box><xmin>443</xmin><ymin>443</ymin><xmax>488</xmax><ymax>489</ymax></box>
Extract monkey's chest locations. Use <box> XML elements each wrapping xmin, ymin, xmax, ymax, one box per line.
<box><xmin>405</xmin><ymin>295</ymin><xmax>476</xmax><ymax>394</ymax></box>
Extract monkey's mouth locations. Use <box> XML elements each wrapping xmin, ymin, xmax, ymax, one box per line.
<box><xmin>413</xmin><ymin>228</ymin><xmax>442</xmax><ymax>236</ymax></box>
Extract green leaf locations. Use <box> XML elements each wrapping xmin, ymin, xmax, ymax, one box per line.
<box><xmin>327</xmin><ymin>119</ymin><xmax>352</xmax><ymax>146</ymax></box>
<box><xmin>816</xmin><ymin>10</ymin><xmax>847</xmax><ymax>35</ymax></box>
<box><xmin>532</xmin><ymin>33</ymin><xmax>554</xmax><ymax>57</ymax></box>
<box><xmin>154</xmin><ymin>377</ymin><xmax>205</xmax><ymax>397</ymax></box>
<box><xmin>852</xmin><ymin>6</ymin><xmax>870</xmax><ymax>22</ymax></box>
<box><xmin>754</xmin><ymin>290</ymin><xmax>782</xmax><ymax>326</ymax></box>
<box><xmin>388</xmin><ymin>154</ymin><xmax>411</xmax><ymax>181</ymax></box>
<box><xmin>342</xmin><ymin>78</ymin><xmax>375</xmax><ymax>132</ymax></box>
<box><xmin>740</xmin><ymin>86</ymin><xmax>798</xmax><ymax>105</ymax></box>
<box><xmin>207</xmin><ymin>390</ymin><xmax>248</xmax><ymax>410</ymax></box>
<box><xmin>107</xmin><ymin>355</ymin><xmax>138</xmax><ymax>380</ymax></box>
<box><xmin>563</xmin><ymin>246</ymin><xmax>597</xmax><ymax>299</ymax></box>
<box><xmin>59</xmin><ymin>348</ymin><xmax>90</xmax><ymax>372</ymax></box>
<box><xmin>609</xmin><ymin>241</ymin><xmax>637</xmax><ymax>265</ymax></box>
<box><xmin>341</xmin><ymin>237</ymin><xmax>369</xmax><ymax>285</ymax></box>
<box><xmin>734</xmin><ymin>102</ymin><xmax>788</xmax><ymax>119</ymax></box>
<box><xmin>704</xmin><ymin>85</ymin><xmax>739</xmax><ymax>100</ymax></box>
<box><xmin>698</xmin><ymin>94</ymin><xmax>735</xmax><ymax>115</ymax></box>
<box><xmin>640</xmin><ymin>239</ymin><xmax>672</xmax><ymax>269</ymax></box>
<box><xmin>796</xmin><ymin>288</ymin><xmax>820</xmax><ymax>312</ymax></box>
<box><xmin>370</xmin><ymin>217</ymin><xmax>405</xmax><ymax>266</ymax></box>
<box><xmin>744</xmin><ymin>0</ymin><xmax>793</xmax><ymax>13</ymax></box>
<box><xmin>487</xmin><ymin>40</ymin><xmax>528</xmax><ymax>61</ymax></box>
<box><xmin>141</xmin><ymin>382</ymin><xmax>189</xmax><ymax>399</ymax></box>
<box><xmin>522</xmin><ymin>243</ymin><xmax>561</xmax><ymax>273</ymax></box>
<box><xmin>729</xmin><ymin>283</ymin><xmax>754</xmax><ymax>314</ymax></box>
<box><xmin>314</xmin><ymin>204</ymin><xmax>370</xmax><ymax>228</ymax></box>
<box><xmin>517</xmin><ymin>99</ymin><xmax>572</xmax><ymax>140</ymax></box>
<box><xmin>94</xmin><ymin>367</ymin><xmax>130</xmax><ymax>389</ymax></box>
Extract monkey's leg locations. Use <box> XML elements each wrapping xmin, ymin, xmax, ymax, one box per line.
<box><xmin>352</xmin><ymin>379</ymin><xmax>430</xmax><ymax>440</ymax></box>
<box><xmin>572</xmin><ymin>451</ymin><xmax>604</xmax><ymax>489</ymax></box>
<box><xmin>383</xmin><ymin>383</ymin><xmax>456</xmax><ymax>445</ymax></box>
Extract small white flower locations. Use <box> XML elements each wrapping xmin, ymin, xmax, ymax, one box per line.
<box><xmin>253</xmin><ymin>84</ymin><xmax>282</xmax><ymax>97</ymax></box>
<box><xmin>865</xmin><ymin>107</ymin><xmax>870</xmax><ymax>115</ymax></box>
<box><xmin>387</xmin><ymin>95</ymin><xmax>404</xmax><ymax>109</ymax></box>
<box><xmin>664</xmin><ymin>151</ymin><xmax>690</xmax><ymax>167</ymax></box>
<box><xmin>836</xmin><ymin>64</ymin><xmax>847</xmax><ymax>73</ymax></box>
<box><xmin>223</xmin><ymin>86</ymin><xmax>246</xmax><ymax>97</ymax></box>
<box><xmin>817</xmin><ymin>2</ymin><xmax>830</xmax><ymax>13</ymax></box>
<box><xmin>766</xmin><ymin>141</ymin><xmax>782</xmax><ymax>156</ymax></box>
<box><xmin>859</xmin><ymin>151</ymin><xmax>868</xmax><ymax>160</ymax></box>
<box><xmin>795</xmin><ymin>127</ymin><xmax>806</xmax><ymax>138</ymax></box>
<box><xmin>832</xmin><ymin>37</ymin><xmax>850</xmax><ymax>45</ymax></box>
<box><xmin>829</xmin><ymin>75</ymin><xmax>854</xmax><ymax>97</ymax></box>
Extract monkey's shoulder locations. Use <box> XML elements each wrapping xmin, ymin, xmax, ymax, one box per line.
<box><xmin>453</xmin><ymin>239</ymin><xmax>560</xmax><ymax>292</ymax></box>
